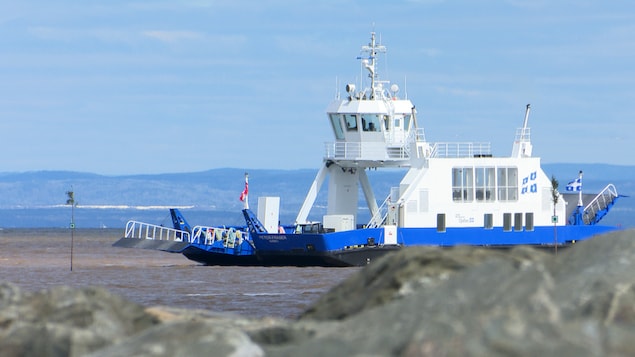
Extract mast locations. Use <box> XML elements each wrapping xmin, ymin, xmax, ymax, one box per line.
<box><xmin>359</xmin><ymin>32</ymin><xmax>386</xmax><ymax>100</ymax></box>
<box><xmin>511</xmin><ymin>104</ymin><xmax>533</xmax><ymax>157</ymax></box>
<box><xmin>521</xmin><ymin>103</ymin><xmax>531</xmax><ymax>131</ymax></box>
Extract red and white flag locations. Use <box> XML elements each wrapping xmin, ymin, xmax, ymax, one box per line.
<box><xmin>239</xmin><ymin>176</ymin><xmax>249</xmax><ymax>201</ymax></box>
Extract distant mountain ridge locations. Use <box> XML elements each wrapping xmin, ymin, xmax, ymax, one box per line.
<box><xmin>0</xmin><ymin>164</ymin><xmax>631</xmax><ymax>228</ymax></box>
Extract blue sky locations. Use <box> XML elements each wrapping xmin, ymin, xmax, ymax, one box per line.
<box><xmin>1</xmin><ymin>1</ymin><xmax>634</xmax><ymax>175</ymax></box>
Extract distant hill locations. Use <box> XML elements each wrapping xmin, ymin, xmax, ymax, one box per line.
<box><xmin>0</xmin><ymin>164</ymin><xmax>631</xmax><ymax>228</ymax></box>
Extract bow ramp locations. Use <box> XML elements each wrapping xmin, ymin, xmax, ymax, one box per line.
<box><xmin>566</xmin><ymin>184</ymin><xmax>624</xmax><ymax>225</ymax></box>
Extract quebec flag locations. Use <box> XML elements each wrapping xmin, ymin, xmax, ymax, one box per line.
<box><xmin>566</xmin><ymin>177</ymin><xmax>582</xmax><ymax>192</ymax></box>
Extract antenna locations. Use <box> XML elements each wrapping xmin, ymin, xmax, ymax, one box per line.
<box><xmin>522</xmin><ymin>104</ymin><xmax>531</xmax><ymax>130</ymax></box>
<box><xmin>404</xmin><ymin>75</ymin><xmax>408</xmax><ymax>99</ymax></box>
<box><xmin>358</xmin><ymin>32</ymin><xmax>386</xmax><ymax>100</ymax></box>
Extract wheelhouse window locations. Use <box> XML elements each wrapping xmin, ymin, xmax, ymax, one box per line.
<box><xmin>452</xmin><ymin>167</ymin><xmax>474</xmax><ymax>202</ymax></box>
<box><xmin>497</xmin><ymin>167</ymin><xmax>518</xmax><ymax>201</ymax></box>
<box><xmin>329</xmin><ymin>114</ymin><xmax>345</xmax><ymax>139</ymax></box>
<box><xmin>475</xmin><ymin>167</ymin><xmax>495</xmax><ymax>202</ymax></box>
<box><xmin>403</xmin><ymin>114</ymin><xmax>412</xmax><ymax>131</ymax></box>
<box><xmin>344</xmin><ymin>114</ymin><xmax>358</xmax><ymax>131</ymax></box>
<box><xmin>361</xmin><ymin>114</ymin><xmax>381</xmax><ymax>132</ymax></box>
<box><xmin>383</xmin><ymin>115</ymin><xmax>390</xmax><ymax>130</ymax></box>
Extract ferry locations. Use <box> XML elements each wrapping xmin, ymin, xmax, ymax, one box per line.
<box><xmin>240</xmin><ymin>31</ymin><xmax>624</xmax><ymax>266</ymax></box>
<box><xmin>115</xmin><ymin>32</ymin><xmax>623</xmax><ymax>267</ymax></box>
<box><xmin>114</xmin><ymin>208</ymin><xmax>263</xmax><ymax>266</ymax></box>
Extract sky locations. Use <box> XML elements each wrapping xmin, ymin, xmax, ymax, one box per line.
<box><xmin>1</xmin><ymin>0</ymin><xmax>634</xmax><ymax>175</ymax></box>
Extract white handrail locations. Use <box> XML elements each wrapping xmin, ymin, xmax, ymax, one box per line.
<box><xmin>583</xmin><ymin>184</ymin><xmax>619</xmax><ymax>224</ymax></box>
<box><xmin>124</xmin><ymin>220</ymin><xmax>191</xmax><ymax>242</ymax></box>
<box><xmin>191</xmin><ymin>225</ymin><xmax>247</xmax><ymax>248</ymax></box>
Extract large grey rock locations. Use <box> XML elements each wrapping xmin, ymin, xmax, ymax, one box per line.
<box><xmin>0</xmin><ymin>285</ymin><xmax>158</xmax><ymax>357</ymax></box>
<box><xmin>4</xmin><ymin>229</ymin><xmax>635</xmax><ymax>356</ymax></box>
<box><xmin>300</xmin><ymin>244</ymin><xmax>549</xmax><ymax>321</ymax></box>
<box><xmin>254</xmin><ymin>229</ymin><xmax>635</xmax><ymax>356</ymax></box>
<box><xmin>88</xmin><ymin>320</ymin><xmax>264</xmax><ymax>357</ymax></box>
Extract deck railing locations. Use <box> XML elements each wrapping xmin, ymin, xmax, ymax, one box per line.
<box><xmin>324</xmin><ymin>142</ymin><xmax>411</xmax><ymax>161</ymax></box>
<box><xmin>124</xmin><ymin>220</ymin><xmax>191</xmax><ymax>242</ymax></box>
<box><xmin>431</xmin><ymin>142</ymin><xmax>492</xmax><ymax>158</ymax></box>
<box><xmin>324</xmin><ymin>140</ymin><xmax>492</xmax><ymax>161</ymax></box>
<box><xmin>191</xmin><ymin>225</ymin><xmax>247</xmax><ymax>248</ymax></box>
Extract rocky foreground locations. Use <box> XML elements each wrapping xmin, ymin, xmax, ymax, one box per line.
<box><xmin>3</xmin><ymin>229</ymin><xmax>635</xmax><ymax>356</ymax></box>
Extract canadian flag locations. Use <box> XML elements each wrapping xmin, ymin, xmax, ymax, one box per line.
<box><xmin>239</xmin><ymin>177</ymin><xmax>249</xmax><ymax>201</ymax></box>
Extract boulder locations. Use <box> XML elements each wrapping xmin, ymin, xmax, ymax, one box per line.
<box><xmin>254</xmin><ymin>229</ymin><xmax>635</xmax><ymax>356</ymax></box>
<box><xmin>0</xmin><ymin>284</ymin><xmax>158</xmax><ymax>357</ymax></box>
<box><xmin>4</xmin><ymin>229</ymin><xmax>635</xmax><ymax>356</ymax></box>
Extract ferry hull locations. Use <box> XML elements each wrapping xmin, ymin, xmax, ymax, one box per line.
<box><xmin>181</xmin><ymin>245</ymin><xmax>263</xmax><ymax>266</ymax></box>
<box><xmin>249</xmin><ymin>224</ymin><xmax>622</xmax><ymax>267</ymax></box>
<box><xmin>254</xmin><ymin>245</ymin><xmax>402</xmax><ymax>267</ymax></box>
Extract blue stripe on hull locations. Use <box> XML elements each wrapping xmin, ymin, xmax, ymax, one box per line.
<box><xmin>398</xmin><ymin>225</ymin><xmax>620</xmax><ymax>246</ymax></box>
<box><xmin>252</xmin><ymin>225</ymin><xmax>621</xmax><ymax>253</ymax></box>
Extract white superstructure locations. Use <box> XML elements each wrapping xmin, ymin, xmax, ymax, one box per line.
<box><xmin>295</xmin><ymin>32</ymin><xmax>569</xmax><ymax>233</ymax></box>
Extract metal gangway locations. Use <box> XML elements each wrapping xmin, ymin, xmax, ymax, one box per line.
<box><xmin>582</xmin><ymin>184</ymin><xmax>620</xmax><ymax>225</ymax></box>
<box><xmin>124</xmin><ymin>220</ymin><xmax>191</xmax><ymax>242</ymax></box>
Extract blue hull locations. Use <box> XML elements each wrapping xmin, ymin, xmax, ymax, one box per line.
<box><xmin>249</xmin><ymin>224</ymin><xmax>622</xmax><ymax>266</ymax></box>
<box><xmin>181</xmin><ymin>240</ymin><xmax>259</xmax><ymax>266</ymax></box>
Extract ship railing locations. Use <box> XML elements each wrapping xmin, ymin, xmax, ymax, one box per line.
<box><xmin>367</xmin><ymin>193</ymin><xmax>392</xmax><ymax>228</ymax></box>
<box><xmin>414</xmin><ymin>128</ymin><xmax>426</xmax><ymax>142</ymax></box>
<box><xmin>124</xmin><ymin>220</ymin><xmax>191</xmax><ymax>242</ymax></box>
<box><xmin>430</xmin><ymin>142</ymin><xmax>492</xmax><ymax>158</ymax></box>
<box><xmin>324</xmin><ymin>142</ymin><xmax>411</xmax><ymax>160</ymax></box>
<box><xmin>191</xmin><ymin>225</ymin><xmax>246</xmax><ymax>248</ymax></box>
<box><xmin>582</xmin><ymin>184</ymin><xmax>619</xmax><ymax>225</ymax></box>
<box><xmin>514</xmin><ymin>127</ymin><xmax>531</xmax><ymax>142</ymax></box>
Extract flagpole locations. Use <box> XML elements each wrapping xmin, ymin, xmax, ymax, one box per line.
<box><xmin>241</xmin><ymin>173</ymin><xmax>249</xmax><ymax>210</ymax></box>
<box><xmin>577</xmin><ymin>170</ymin><xmax>583</xmax><ymax>207</ymax></box>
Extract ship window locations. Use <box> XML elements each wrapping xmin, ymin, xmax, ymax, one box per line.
<box><xmin>452</xmin><ymin>167</ymin><xmax>474</xmax><ymax>202</ymax></box>
<box><xmin>403</xmin><ymin>114</ymin><xmax>412</xmax><ymax>130</ymax></box>
<box><xmin>503</xmin><ymin>213</ymin><xmax>512</xmax><ymax>232</ymax></box>
<box><xmin>475</xmin><ymin>167</ymin><xmax>495</xmax><ymax>202</ymax></box>
<box><xmin>525</xmin><ymin>213</ymin><xmax>534</xmax><ymax>231</ymax></box>
<box><xmin>329</xmin><ymin>114</ymin><xmax>345</xmax><ymax>140</ymax></box>
<box><xmin>437</xmin><ymin>213</ymin><xmax>446</xmax><ymax>232</ymax></box>
<box><xmin>344</xmin><ymin>114</ymin><xmax>358</xmax><ymax>131</ymax></box>
<box><xmin>514</xmin><ymin>213</ymin><xmax>523</xmax><ymax>231</ymax></box>
<box><xmin>361</xmin><ymin>114</ymin><xmax>381</xmax><ymax>132</ymax></box>
<box><xmin>383</xmin><ymin>115</ymin><xmax>390</xmax><ymax>130</ymax></box>
<box><xmin>497</xmin><ymin>167</ymin><xmax>518</xmax><ymax>202</ymax></box>
<box><xmin>484</xmin><ymin>213</ymin><xmax>493</xmax><ymax>229</ymax></box>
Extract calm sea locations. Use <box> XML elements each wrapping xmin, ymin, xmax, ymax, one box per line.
<box><xmin>0</xmin><ymin>228</ymin><xmax>359</xmax><ymax>319</ymax></box>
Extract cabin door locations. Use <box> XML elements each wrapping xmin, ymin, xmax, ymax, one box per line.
<box><xmin>383</xmin><ymin>225</ymin><xmax>397</xmax><ymax>245</ymax></box>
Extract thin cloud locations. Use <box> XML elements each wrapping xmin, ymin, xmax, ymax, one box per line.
<box><xmin>28</xmin><ymin>26</ymin><xmax>137</xmax><ymax>44</ymax></box>
<box><xmin>142</xmin><ymin>30</ymin><xmax>205</xmax><ymax>44</ymax></box>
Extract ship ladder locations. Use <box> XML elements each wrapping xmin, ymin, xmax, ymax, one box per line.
<box><xmin>367</xmin><ymin>193</ymin><xmax>391</xmax><ymax>228</ymax></box>
<box><xmin>581</xmin><ymin>184</ymin><xmax>621</xmax><ymax>225</ymax></box>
